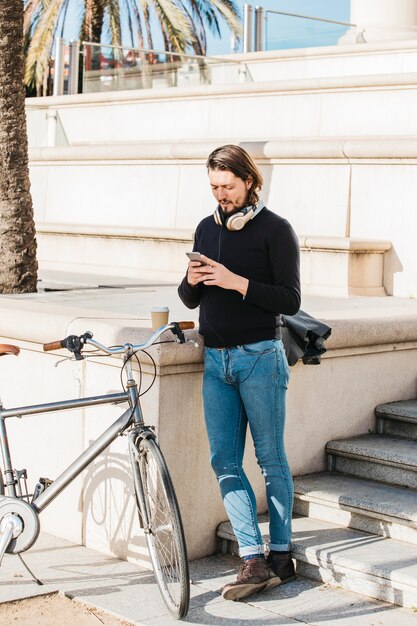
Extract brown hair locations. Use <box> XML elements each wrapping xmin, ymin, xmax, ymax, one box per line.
<box><xmin>206</xmin><ymin>144</ymin><xmax>263</xmax><ymax>206</ymax></box>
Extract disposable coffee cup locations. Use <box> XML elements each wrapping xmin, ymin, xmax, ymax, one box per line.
<box><xmin>151</xmin><ymin>306</ymin><xmax>169</xmax><ymax>331</ymax></box>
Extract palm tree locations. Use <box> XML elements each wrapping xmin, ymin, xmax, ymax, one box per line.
<box><xmin>24</xmin><ymin>0</ymin><xmax>241</xmax><ymax>95</ymax></box>
<box><xmin>0</xmin><ymin>1</ymin><xmax>38</xmax><ymax>293</ymax></box>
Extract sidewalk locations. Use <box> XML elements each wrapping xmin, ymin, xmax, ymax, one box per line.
<box><xmin>1</xmin><ymin>532</ymin><xmax>417</xmax><ymax>625</ymax></box>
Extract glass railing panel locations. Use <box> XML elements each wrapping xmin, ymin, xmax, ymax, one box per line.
<box><xmin>265</xmin><ymin>10</ymin><xmax>352</xmax><ymax>51</ymax></box>
<box><xmin>82</xmin><ymin>43</ymin><xmax>251</xmax><ymax>94</ymax></box>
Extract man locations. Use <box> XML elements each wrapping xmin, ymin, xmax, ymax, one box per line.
<box><xmin>178</xmin><ymin>145</ymin><xmax>300</xmax><ymax>601</ymax></box>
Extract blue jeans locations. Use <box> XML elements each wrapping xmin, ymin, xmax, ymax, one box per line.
<box><xmin>203</xmin><ymin>339</ymin><xmax>293</xmax><ymax>557</ymax></box>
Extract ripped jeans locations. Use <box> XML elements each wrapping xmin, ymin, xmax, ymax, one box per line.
<box><xmin>203</xmin><ymin>339</ymin><xmax>293</xmax><ymax>557</ymax></box>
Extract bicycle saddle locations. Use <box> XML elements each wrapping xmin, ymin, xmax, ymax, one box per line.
<box><xmin>0</xmin><ymin>344</ymin><xmax>20</xmax><ymax>356</ymax></box>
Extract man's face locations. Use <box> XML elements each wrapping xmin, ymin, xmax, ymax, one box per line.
<box><xmin>208</xmin><ymin>168</ymin><xmax>252</xmax><ymax>213</ymax></box>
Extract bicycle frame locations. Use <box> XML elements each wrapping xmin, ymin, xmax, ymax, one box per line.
<box><xmin>0</xmin><ymin>358</ymin><xmax>145</xmax><ymax>514</ymax></box>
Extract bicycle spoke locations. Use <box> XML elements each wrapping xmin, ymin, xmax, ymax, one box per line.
<box><xmin>133</xmin><ymin>437</ymin><xmax>189</xmax><ymax>619</ymax></box>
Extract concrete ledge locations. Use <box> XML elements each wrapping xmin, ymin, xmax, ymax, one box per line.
<box><xmin>29</xmin><ymin>138</ymin><xmax>417</xmax><ymax>161</ymax></box>
<box><xmin>300</xmin><ymin>235</ymin><xmax>391</xmax><ymax>252</ymax></box>
<box><xmin>36</xmin><ymin>225</ymin><xmax>390</xmax><ymax>252</ymax></box>
<box><xmin>231</xmin><ymin>38</ymin><xmax>417</xmax><ymax>63</ymax></box>
<box><xmin>25</xmin><ymin>72</ymin><xmax>417</xmax><ymax>109</ymax></box>
<box><xmin>3</xmin><ymin>293</ymin><xmax>417</xmax><ymax>353</ymax></box>
<box><xmin>37</xmin><ymin>222</ymin><xmax>194</xmax><ymax>242</ymax></box>
<box><xmin>35</xmin><ymin>227</ymin><xmax>392</xmax><ymax>297</ymax></box>
<box><xmin>325</xmin><ymin>316</ymin><xmax>417</xmax><ymax>350</ymax></box>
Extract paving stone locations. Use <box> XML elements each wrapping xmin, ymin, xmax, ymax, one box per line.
<box><xmin>248</xmin><ymin>575</ymin><xmax>417</xmax><ymax>626</ymax></box>
<box><xmin>140</xmin><ymin>593</ymin><xmax>300</xmax><ymax>626</ymax></box>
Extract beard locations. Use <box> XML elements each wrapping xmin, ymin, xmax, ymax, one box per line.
<box><xmin>219</xmin><ymin>196</ymin><xmax>251</xmax><ymax>217</ymax></box>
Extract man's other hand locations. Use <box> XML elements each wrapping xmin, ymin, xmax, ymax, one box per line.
<box><xmin>200</xmin><ymin>255</ymin><xmax>249</xmax><ymax>296</ymax></box>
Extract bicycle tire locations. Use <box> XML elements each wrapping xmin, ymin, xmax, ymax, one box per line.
<box><xmin>132</xmin><ymin>436</ymin><xmax>189</xmax><ymax>620</ymax></box>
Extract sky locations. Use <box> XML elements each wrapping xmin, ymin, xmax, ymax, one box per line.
<box><xmin>61</xmin><ymin>0</ymin><xmax>351</xmax><ymax>57</ymax></box>
<box><xmin>209</xmin><ymin>0</ymin><xmax>351</xmax><ymax>55</ymax></box>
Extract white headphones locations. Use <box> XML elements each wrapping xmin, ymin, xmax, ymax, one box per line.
<box><xmin>213</xmin><ymin>205</ymin><xmax>255</xmax><ymax>231</ymax></box>
<box><xmin>213</xmin><ymin>200</ymin><xmax>264</xmax><ymax>231</ymax></box>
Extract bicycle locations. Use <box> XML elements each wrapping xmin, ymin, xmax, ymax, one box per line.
<box><xmin>0</xmin><ymin>321</ymin><xmax>194</xmax><ymax>620</ymax></box>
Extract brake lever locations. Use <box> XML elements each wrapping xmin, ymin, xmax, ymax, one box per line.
<box><xmin>63</xmin><ymin>335</ymin><xmax>84</xmax><ymax>360</ymax></box>
<box><xmin>171</xmin><ymin>323</ymin><xmax>186</xmax><ymax>344</ymax></box>
<box><xmin>62</xmin><ymin>331</ymin><xmax>93</xmax><ymax>360</ymax></box>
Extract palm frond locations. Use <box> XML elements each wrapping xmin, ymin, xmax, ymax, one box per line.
<box><xmin>106</xmin><ymin>0</ymin><xmax>122</xmax><ymax>46</ymax></box>
<box><xmin>141</xmin><ymin>2</ymin><xmax>154</xmax><ymax>50</ymax></box>
<box><xmin>127</xmin><ymin>0</ymin><xmax>145</xmax><ymax>48</ymax></box>
<box><xmin>176</xmin><ymin>0</ymin><xmax>206</xmax><ymax>53</ymax></box>
<box><xmin>152</xmin><ymin>0</ymin><xmax>195</xmax><ymax>52</ymax></box>
<box><xmin>25</xmin><ymin>0</ymin><xmax>67</xmax><ymax>93</ymax></box>
<box><xmin>208</xmin><ymin>0</ymin><xmax>241</xmax><ymax>39</ymax></box>
<box><xmin>59</xmin><ymin>0</ymin><xmax>71</xmax><ymax>37</ymax></box>
<box><xmin>23</xmin><ymin>0</ymin><xmax>44</xmax><ymax>35</ymax></box>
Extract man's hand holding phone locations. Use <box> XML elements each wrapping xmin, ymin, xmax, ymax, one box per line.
<box><xmin>186</xmin><ymin>252</ymin><xmax>248</xmax><ymax>296</ymax></box>
<box><xmin>186</xmin><ymin>252</ymin><xmax>210</xmax><ymax>287</ymax></box>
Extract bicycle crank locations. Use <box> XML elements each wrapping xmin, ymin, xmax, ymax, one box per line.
<box><xmin>0</xmin><ymin>496</ymin><xmax>40</xmax><ymax>560</ymax></box>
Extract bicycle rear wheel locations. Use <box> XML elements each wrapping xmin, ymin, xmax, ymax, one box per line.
<box><xmin>133</xmin><ymin>436</ymin><xmax>189</xmax><ymax>619</ymax></box>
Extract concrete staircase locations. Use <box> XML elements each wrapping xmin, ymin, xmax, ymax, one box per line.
<box><xmin>25</xmin><ymin>42</ymin><xmax>417</xmax><ymax>297</ymax></box>
<box><xmin>217</xmin><ymin>399</ymin><xmax>417</xmax><ymax>608</ymax></box>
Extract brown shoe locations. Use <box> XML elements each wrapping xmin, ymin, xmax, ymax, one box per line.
<box><xmin>266</xmin><ymin>552</ymin><xmax>296</xmax><ymax>584</ymax></box>
<box><xmin>221</xmin><ymin>557</ymin><xmax>280</xmax><ymax>601</ymax></box>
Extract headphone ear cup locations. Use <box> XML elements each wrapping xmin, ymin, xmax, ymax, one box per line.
<box><xmin>226</xmin><ymin>211</ymin><xmax>244</xmax><ymax>231</ymax></box>
<box><xmin>227</xmin><ymin>207</ymin><xmax>255</xmax><ymax>231</ymax></box>
<box><xmin>213</xmin><ymin>208</ymin><xmax>222</xmax><ymax>226</ymax></box>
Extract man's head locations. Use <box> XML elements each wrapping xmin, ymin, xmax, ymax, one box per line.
<box><xmin>206</xmin><ymin>145</ymin><xmax>263</xmax><ymax>213</ymax></box>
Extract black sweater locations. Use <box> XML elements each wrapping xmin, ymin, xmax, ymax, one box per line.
<box><xmin>178</xmin><ymin>207</ymin><xmax>301</xmax><ymax>348</ymax></box>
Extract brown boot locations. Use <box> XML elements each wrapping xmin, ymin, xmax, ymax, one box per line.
<box><xmin>221</xmin><ymin>557</ymin><xmax>280</xmax><ymax>601</ymax></box>
<box><xmin>266</xmin><ymin>552</ymin><xmax>296</xmax><ymax>584</ymax></box>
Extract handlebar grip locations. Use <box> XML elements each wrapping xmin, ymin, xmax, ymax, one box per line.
<box><xmin>177</xmin><ymin>321</ymin><xmax>195</xmax><ymax>330</ymax></box>
<box><xmin>43</xmin><ymin>340</ymin><xmax>64</xmax><ymax>352</ymax></box>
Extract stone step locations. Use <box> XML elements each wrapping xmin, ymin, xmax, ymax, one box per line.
<box><xmin>293</xmin><ymin>472</ymin><xmax>417</xmax><ymax>544</ymax></box>
<box><xmin>37</xmin><ymin>227</ymin><xmax>390</xmax><ymax>297</ymax></box>
<box><xmin>326</xmin><ymin>435</ymin><xmax>417</xmax><ymax>489</ymax></box>
<box><xmin>27</xmin><ymin>72</ymin><xmax>417</xmax><ymax>147</ymax></box>
<box><xmin>376</xmin><ymin>400</ymin><xmax>417</xmax><ymax>440</ymax></box>
<box><xmin>241</xmin><ymin>41</ymin><xmax>417</xmax><ymax>83</ymax></box>
<box><xmin>217</xmin><ymin>515</ymin><xmax>417</xmax><ymax>608</ymax></box>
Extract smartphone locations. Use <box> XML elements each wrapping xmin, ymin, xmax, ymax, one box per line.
<box><xmin>186</xmin><ymin>252</ymin><xmax>206</xmax><ymax>265</ymax></box>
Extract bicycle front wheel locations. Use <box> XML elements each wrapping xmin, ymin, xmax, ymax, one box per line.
<box><xmin>133</xmin><ymin>436</ymin><xmax>189</xmax><ymax>620</ymax></box>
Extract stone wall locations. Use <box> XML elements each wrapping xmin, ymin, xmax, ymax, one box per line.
<box><xmin>1</xmin><ymin>302</ymin><xmax>416</xmax><ymax>561</ymax></box>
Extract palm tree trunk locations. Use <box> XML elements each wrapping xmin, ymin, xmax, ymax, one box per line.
<box><xmin>0</xmin><ymin>0</ymin><xmax>38</xmax><ymax>293</ymax></box>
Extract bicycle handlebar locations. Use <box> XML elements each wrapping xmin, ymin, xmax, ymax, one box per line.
<box><xmin>42</xmin><ymin>321</ymin><xmax>195</xmax><ymax>358</ymax></box>
<box><xmin>43</xmin><ymin>340</ymin><xmax>64</xmax><ymax>352</ymax></box>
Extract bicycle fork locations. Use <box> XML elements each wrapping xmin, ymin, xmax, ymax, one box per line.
<box><xmin>123</xmin><ymin>354</ymin><xmax>152</xmax><ymax>531</ymax></box>
<box><xmin>128</xmin><ymin>431</ymin><xmax>150</xmax><ymax>531</ymax></box>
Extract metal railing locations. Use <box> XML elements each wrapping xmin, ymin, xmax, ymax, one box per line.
<box><xmin>243</xmin><ymin>4</ymin><xmax>357</xmax><ymax>52</ymax></box>
<box><xmin>52</xmin><ymin>40</ymin><xmax>252</xmax><ymax>96</ymax></box>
